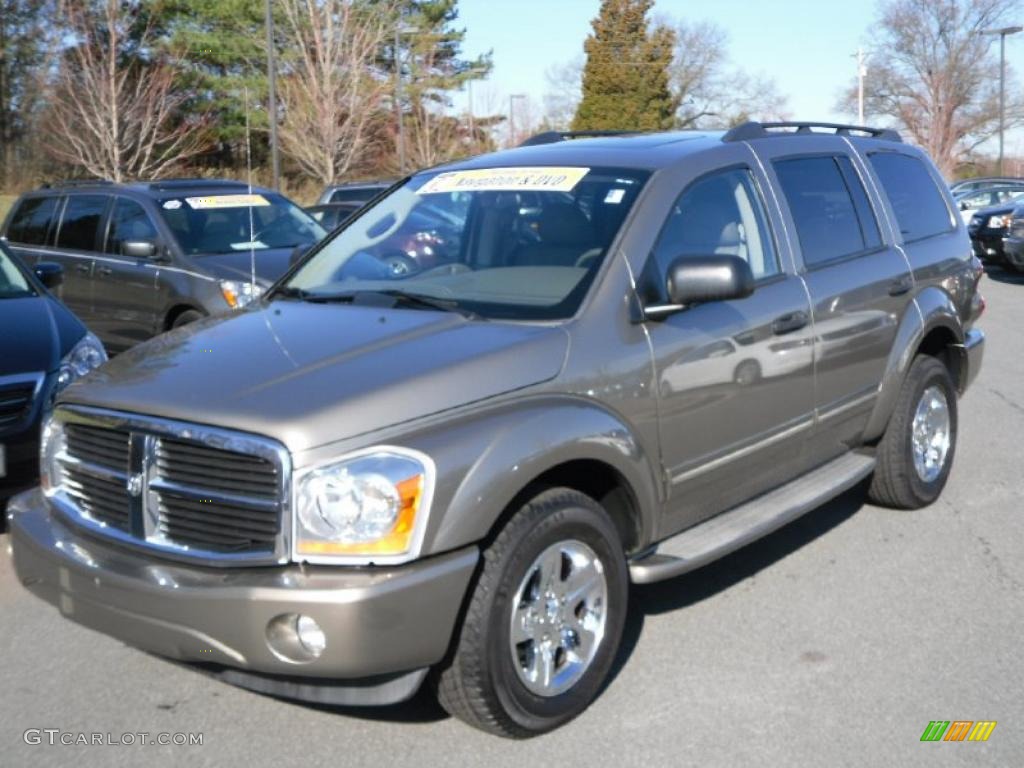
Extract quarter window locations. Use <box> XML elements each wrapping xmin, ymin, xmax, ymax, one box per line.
<box><xmin>869</xmin><ymin>153</ymin><xmax>953</xmax><ymax>242</ymax></box>
<box><xmin>106</xmin><ymin>198</ymin><xmax>158</xmax><ymax>255</ymax></box>
<box><xmin>774</xmin><ymin>155</ymin><xmax>881</xmax><ymax>267</ymax></box>
<box><xmin>57</xmin><ymin>195</ymin><xmax>108</xmax><ymax>252</ymax></box>
<box><xmin>6</xmin><ymin>196</ymin><xmax>60</xmax><ymax>246</ymax></box>
<box><xmin>651</xmin><ymin>168</ymin><xmax>780</xmax><ymax>285</ymax></box>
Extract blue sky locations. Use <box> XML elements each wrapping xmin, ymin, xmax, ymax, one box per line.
<box><xmin>454</xmin><ymin>0</ymin><xmax>1023</xmax><ymax>152</ymax></box>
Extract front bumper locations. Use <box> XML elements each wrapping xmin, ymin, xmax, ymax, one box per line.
<box><xmin>1003</xmin><ymin>236</ymin><xmax>1024</xmax><ymax>269</ymax></box>
<box><xmin>957</xmin><ymin>328</ymin><xmax>985</xmax><ymax>393</ymax></box>
<box><xmin>8</xmin><ymin>489</ymin><xmax>478</xmax><ymax>705</ymax></box>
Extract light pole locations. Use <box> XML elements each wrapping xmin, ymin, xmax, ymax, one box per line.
<box><xmin>854</xmin><ymin>48</ymin><xmax>867</xmax><ymax>125</ymax></box>
<box><xmin>509</xmin><ymin>93</ymin><xmax>526</xmax><ymax>148</ymax></box>
<box><xmin>265</xmin><ymin>0</ymin><xmax>280</xmax><ymax>190</ymax></box>
<box><xmin>393</xmin><ymin>24</ymin><xmax>418</xmax><ymax>175</ymax></box>
<box><xmin>981</xmin><ymin>25</ymin><xmax>1023</xmax><ymax>175</ymax></box>
<box><xmin>464</xmin><ymin>66</ymin><xmax>488</xmax><ymax>148</ymax></box>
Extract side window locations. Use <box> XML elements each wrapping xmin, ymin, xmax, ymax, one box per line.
<box><xmin>106</xmin><ymin>198</ymin><xmax>158</xmax><ymax>255</ymax></box>
<box><xmin>868</xmin><ymin>153</ymin><xmax>954</xmax><ymax>242</ymax></box>
<box><xmin>650</xmin><ymin>168</ymin><xmax>780</xmax><ymax>286</ymax></box>
<box><xmin>6</xmin><ymin>196</ymin><xmax>60</xmax><ymax>246</ymax></box>
<box><xmin>773</xmin><ymin>155</ymin><xmax>880</xmax><ymax>267</ymax></box>
<box><xmin>57</xmin><ymin>195</ymin><xmax>108</xmax><ymax>252</ymax></box>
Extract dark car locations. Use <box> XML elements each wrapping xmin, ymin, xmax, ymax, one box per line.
<box><xmin>1</xmin><ymin>179</ymin><xmax>327</xmax><ymax>354</ymax></box>
<box><xmin>306</xmin><ymin>202</ymin><xmax>362</xmax><ymax>231</ymax></box>
<box><xmin>1001</xmin><ymin>202</ymin><xmax>1024</xmax><ymax>271</ymax></box>
<box><xmin>317</xmin><ymin>180</ymin><xmax>394</xmax><ymax>206</ymax></box>
<box><xmin>0</xmin><ymin>242</ymin><xmax>106</xmax><ymax>515</ymax></box>
<box><xmin>966</xmin><ymin>199</ymin><xmax>1020</xmax><ymax>263</ymax></box>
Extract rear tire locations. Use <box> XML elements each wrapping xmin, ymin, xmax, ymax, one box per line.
<box><xmin>435</xmin><ymin>488</ymin><xmax>628</xmax><ymax>738</ymax></box>
<box><xmin>868</xmin><ymin>354</ymin><xmax>958</xmax><ymax>509</ymax></box>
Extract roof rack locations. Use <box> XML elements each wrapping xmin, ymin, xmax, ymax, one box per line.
<box><xmin>518</xmin><ymin>130</ymin><xmax>641</xmax><ymax>147</ymax></box>
<box><xmin>39</xmin><ymin>179</ymin><xmax>114</xmax><ymax>189</ymax></box>
<box><xmin>143</xmin><ymin>178</ymin><xmax>252</xmax><ymax>190</ymax></box>
<box><xmin>723</xmin><ymin>121</ymin><xmax>903</xmax><ymax>143</ymax></box>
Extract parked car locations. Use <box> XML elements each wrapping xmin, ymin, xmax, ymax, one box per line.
<box><xmin>1000</xmin><ymin>202</ymin><xmax>1024</xmax><ymax>271</ymax></box>
<box><xmin>953</xmin><ymin>184</ymin><xmax>1024</xmax><ymax>222</ymax></box>
<box><xmin>0</xmin><ymin>242</ymin><xmax>106</xmax><ymax>518</ymax></box>
<box><xmin>8</xmin><ymin>122</ymin><xmax>984</xmax><ymax>737</ymax></box>
<box><xmin>950</xmin><ymin>175</ymin><xmax>1024</xmax><ymax>196</ymax></box>
<box><xmin>306</xmin><ymin>202</ymin><xmax>363</xmax><ymax>230</ymax></box>
<box><xmin>966</xmin><ymin>199</ymin><xmax>1020</xmax><ymax>263</ymax></box>
<box><xmin>317</xmin><ymin>180</ymin><xmax>394</xmax><ymax>206</ymax></box>
<box><xmin>1</xmin><ymin>179</ymin><xmax>327</xmax><ymax>354</ymax></box>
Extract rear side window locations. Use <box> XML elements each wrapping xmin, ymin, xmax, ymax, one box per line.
<box><xmin>57</xmin><ymin>195</ymin><xmax>108</xmax><ymax>252</ymax></box>
<box><xmin>330</xmin><ymin>188</ymin><xmax>379</xmax><ymax>204</ymax></box>
<box><xmin>106</xmin><ymin>198</ymin><xmax>158</xmax><ymax>255</ymax></box>
<box><xmin>6</xmin><ymin>196</ymin><xmax>60</xmax><ymax>246</ymax></box>
<box><xmin>774</xmin><ymin>155</ymin><xmax>881</xmax><ymax>267</ymax></box>
<box><xmin>868</xmin><ymin>153</ymin><xmax>953</xmax><ymax>241</ymax></box>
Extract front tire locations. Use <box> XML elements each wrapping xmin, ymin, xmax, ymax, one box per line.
<box><xmin>868</xmin><ymin>354</ymin><xmax>958</xmax><ymax>509</ymax></box>
<box><xmin>435</xmin><ymin>488</ymin><xmax>628</xmax><ymax>738</ymax></box>
<box><xmin>171</xmin><ymin>309</ymin><xmax>204</xmax><ymax>329</ymax></box>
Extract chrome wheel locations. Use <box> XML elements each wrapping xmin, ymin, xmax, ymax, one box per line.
<box><xmin>509</xmin><ymin>540</ymin><xmax>608</xmax><ymax>697</ymax></box>
<box><xmin>911</xmin><ymin>385</ymin><xmax>951</xmax><ymax>483</ymax></box>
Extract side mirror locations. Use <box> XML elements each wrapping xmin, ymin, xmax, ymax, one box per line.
<box><xmin>644</xmin><ymin>255</ymin><xmax>755</xmax><ymax>320</ymax></box>
<box><xmin>34</xmin><ymin>261</ymin><xmax>64</xmax><ymax>289</ymax></box>
<box><xmin>122</xmin><ymin>240</ymin><xmax>158</xmax><ymax>259</ymax></box>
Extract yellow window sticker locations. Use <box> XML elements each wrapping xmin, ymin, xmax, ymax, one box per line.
<box><xmin>185</xmin><ymin>194</ymin><xmax>271</xmax><ymax>210</ymax></box>
<box><xmin>417</xmin><ymin>167</ymin><xmax>590</xmax><ymax>195</ymax></box>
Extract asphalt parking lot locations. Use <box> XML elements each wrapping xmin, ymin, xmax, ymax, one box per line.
<box><xmin>1</xmin><ymin>268</ymin><xmax>1022</xmax><ymax>768</ymax></box>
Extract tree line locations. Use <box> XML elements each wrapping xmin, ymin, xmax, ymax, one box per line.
<box><xmin>0</xmin><ymin>0</ymin><xmax>1020</xmax><ymax>200</ymax></box>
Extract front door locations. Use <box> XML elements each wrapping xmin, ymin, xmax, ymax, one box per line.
<box><xmin>643</xmin><ymin>162</ymin><xmax>816</xmax><ymax>532</ymax></box>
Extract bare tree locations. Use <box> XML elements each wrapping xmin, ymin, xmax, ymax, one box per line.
<box><xmin>275</xmin><ymin>0</ymin><xmax>392</xmax><ymax>186</ymax></box>
<box><xmin>43</xmin><ymin>0</ymin><xmax>208</xmax><ymax>182</ymax></box>
<box><xmin>841</xmin><ymin>0</ymin><xmax>1023</xmax><ymax>176</ymax></box>
<box><xmin>542</xmin><ymin>57</ymin><xmax>583</xmax><ymax>130</ymax></box>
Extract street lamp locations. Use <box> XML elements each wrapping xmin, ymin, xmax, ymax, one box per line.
<box><xmin>509</xmin><ymin>93</ymin><xmax>527</xmax><ymax>148</ymax></box>
<box><xmin>393</xmin><ymin>24</ymin><xmax>418</xmax><ymax>175</ymax></box>
<box><xmin>981</xmin><ymin>25</ymin><xmax>1023</xmax><ymax>175</ymax></box>
<box><xmin>464</xmin><ymin>67</ymin><xmax>488</xmax><ymax>147</ymax></box>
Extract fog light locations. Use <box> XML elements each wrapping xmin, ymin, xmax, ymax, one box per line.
<box><xmin>266</xmin><ymin>613</ymin><xmax>327</xmax><ymax>663</ymax></box>
<box><xmin>296</xmin><ymin>615</ymin><xmax>326</xmax><ymax>656</ymax></box>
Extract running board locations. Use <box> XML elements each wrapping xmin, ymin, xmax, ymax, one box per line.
<box><xmin>629</xmin><ymin>452</ymin><xmax>876</xmax><ymax>584</ymax></box>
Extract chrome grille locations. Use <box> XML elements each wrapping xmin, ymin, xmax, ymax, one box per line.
<box><xmin>51</xmin><ymin>407</ymin><xmax>291</xmax><ymax>565</ymax></box>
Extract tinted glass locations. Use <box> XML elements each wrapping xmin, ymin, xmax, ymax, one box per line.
<box><xmin>57</xmin><ymin>195</ymin><xmax>108</xmax><ymax>251</ymax></box>
<box><xmin>0</xmin><ymin>241</ymin><xmax>33</xmax><ymax>298</ymax></box>
<box><xmin>836</xmin><ymin>156</ymin><xmax>882</xmax><ymax>251</ymax></box>
<box><xmin>652</xmin><ymin>168</ymin><xmax>779</xmax><ymax>283</ymax></box>
<box><xmin>6</xmin><ymin>196</ymin><xmax>60</xmax><ymax>246</ymax></box>
<box><xmin>869</xmin><ymin>153</ymin><xmax>953</xmax><ymax>241</ymax></box>
<box><xmin>285</xmin><ymin>166</ymin><xmax>649</xmax><ymax>320</ymax></box>
<box><xmin>774</xmin><ymin>156</ymin><xmax>874</xmax><ymax>266</ymax></box>
<box><xmin>330</xmin><ymin>188</ymin><xmax>383</xmax><ymax>204</ymax></box>
<box><xmin>106</xmin><ymin>198</ymin><xmax>158</xmax><ymax>255</ymax></box>
<box><xmin>158</xmin><ymin>193</ymin><xmax>326</xmax><ymax>255</ymax></box>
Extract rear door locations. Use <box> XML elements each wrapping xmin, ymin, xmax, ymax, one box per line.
<box><xmin>3</xmin><ymin>195</ymin><xmax>63</xmax><ymax>273</ymax></box>
<box><xmin>756</xmin><ymin>138</ymin><xmax>913</xmax><ymax>460</ymax></box>
<box><xmin>92</xmin><ymin>196</ymin><xmax>162</xmax><ymax>352</ymax></box>
<box><xmin>51</xmin><ymin>194</ymin><xmax>110</xmax><ymax>325</ymax></box>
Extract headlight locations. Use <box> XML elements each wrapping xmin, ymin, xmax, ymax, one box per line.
<box><xmin>39</xmin><ymin>414</ymin><xmax>66</xmax><ymax>496</ymax></box>
<box><xmin>220</xmin><ymin>280</ymin><xmax>264</xmax><ymax>309</ymax></box>
<box><xmin>54</xmin><ymin>332</ymin><xmax>107</xmax><ymax>398</ymax></box>
<box><xmin>293</xmin><ymin>449</ymin><xmax>432</xmax><ymax>564</ymax></box>
<box><xmin>987</xmin><ymin>214</ymin><xmax>1012</xmax><ymax>229</ymax></box>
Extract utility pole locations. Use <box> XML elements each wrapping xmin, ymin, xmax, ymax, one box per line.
<box><xmin>981</xmin><ymin>26</ymin><xmax>1023</xmax><ymax>175</ymax></box>
<box><xmin>509</xmin><ymin>93</ymin><xmax>526</xmax><ymax>148</ymax></box>
<box><xmin>265</xmin><ymin>0</ymin><xmax>280</xmax><ymax>190</ymax></box>
<box><xmin>855</xmin><ymin>48</ymin><xmax>867</xmax><ymax>125</ymax></box>
<box><xmin>395</xmin><ymin>25</ymin><xmax>405</xmax><ymax>175</ymax></box>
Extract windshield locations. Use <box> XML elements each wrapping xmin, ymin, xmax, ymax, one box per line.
<box><xmin>0</xmin><ymin>241</ymin><xmax>34</xmax><ymax>299</ymax></box>
<box><xmin>158</xmin><ymin>192</ymin><xmax>327</xmax><ymax>255</ymax></box>
<box><xmin>281</xmin><ymin>166</ymin><xmax>649</xmax><ymax>320</ymax></box>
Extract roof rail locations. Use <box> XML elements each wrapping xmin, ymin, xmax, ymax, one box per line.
<box><xmin>39</xmin><ymin>178</ymin><xmax>114</xmax><ymax>189</ymax></box>
<box><xmin>144</xmin><ymin>178</ymin><xmax>252</xmax><ymax>190</ymax></box>
<box><xmin>518</xmin><ymin>130</ymin><xmax>641</xmax><ymax>147</ymax></box>
<box><xmin>723</xmin><ymin>121</ymin><xmax>903</xmax><ymax>143</ymax></box>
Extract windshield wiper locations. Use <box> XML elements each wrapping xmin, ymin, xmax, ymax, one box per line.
<box><xmin>276</xmin><ymin>288</ymin><xmax>480</xmax><ymax>319</ymax></box>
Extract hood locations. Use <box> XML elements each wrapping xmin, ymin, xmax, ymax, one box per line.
<box><xmin>0</xmin><ymin>294</ymin><xmax>86</xmax><ymax>376</ymax></box>
<box><xmin>190</xmin><ymin>248</ymin><xmax>297</xmax><ymax>284</ymax></box>
<box><xmin>972</xmin><ymin>201</ymin><xmax>1018</xmax><ymax>219</ymax></box>
<box><xmin>63</xmin><ymin>303</ymin><xmax>569</xmax><ymax>452</ymax></box>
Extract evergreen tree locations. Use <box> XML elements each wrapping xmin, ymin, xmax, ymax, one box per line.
<box><xmin>572</xmin><ymin>0</ymin><xmax>676</xmax><ymax>131</ymax></box>
<box><xmin>0</xmin><ymin>0</ymin><xmax>50</xmax><ymax>183</ymax></box>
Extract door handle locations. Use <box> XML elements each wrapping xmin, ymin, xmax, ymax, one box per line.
<box><xmin>75</xmin><ymin>263</ymin><xmax>90</xmax><ymax>274</ymax></box>
<box><xmin>888</xmin><ymin>275</ymin><xmax>913</xmax><ymax>296</ymax></box>
<box><xmin>97</xmin><ymin>266</ymin><xmax>113</xmax><ymax>276</ymax></box>
<box><xmin>772</xmin><ymin>311</ymin><xmax>809</xmax><ymax>335</ymax></box>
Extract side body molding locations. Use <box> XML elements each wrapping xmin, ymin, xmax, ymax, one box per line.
<box><xmin>403</xmin><ymin>396</ymin><xmax>663</xmax><ymax>556</ymax></box>
<box><xmin>862</xmin><ymin>286</ymin><xmax>965</xmax><ymax>442</ymax></box>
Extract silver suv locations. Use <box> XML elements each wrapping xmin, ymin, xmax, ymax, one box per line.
<box><xmin>8</xmin><ymin>122</ymin><xmax>985</xmax><ymax>737</ymax></box>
